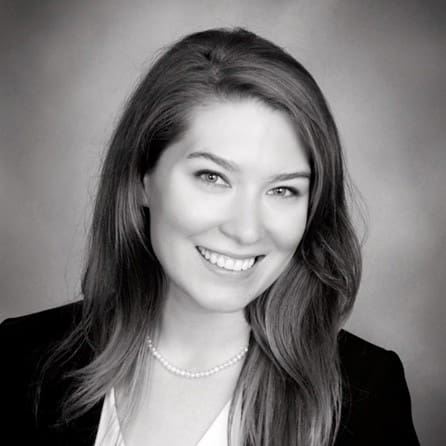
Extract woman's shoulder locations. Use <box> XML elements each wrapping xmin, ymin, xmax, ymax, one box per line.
<box><xmin>0</xmin><ymin>302</ymin><xmax>100</xmax><ymax>444</ymax></box>
<box><xmin>337</xmin><ymin>328</ymin><xmax>411</xmax><ymax>408</ymax></box>
<box><xmin>336</xmin><ymin>330</ymin><xmax>419</xmax><ymax>445</ymax></box>
<box><xmin>0</xmin><ymin>301</ymin><xmax>82</xmax><ymax>363</ymax></box>
<box><xmin>338</xmin><ymin>329</ymin><xmax>400</xmax><ymax>371</ymax></box>
<box><xmin>1</xmin><ymin>301</ymin><xmax>83</xmax><ymax>347</ymax></box>
<box><xmin>337</xmin><ymin>329</ymin><xmax>410</xmax><ymax>393</ymax></box>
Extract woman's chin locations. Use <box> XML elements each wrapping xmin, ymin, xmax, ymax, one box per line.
<box><xmin>187</xmin><ymin>290</ymin><xmax>258</xmax><ymax>314</ymax></box>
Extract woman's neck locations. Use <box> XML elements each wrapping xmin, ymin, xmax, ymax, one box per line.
<box><xmin>156</xmin><ymin>291</ymin><xmax>251</xmax><ymax>370</ymax></box>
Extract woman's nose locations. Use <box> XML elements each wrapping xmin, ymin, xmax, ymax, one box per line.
<box><xmin>219</xmin><ymin>196</ymin><xmax>265</xmax><ymax>245</ymax></box>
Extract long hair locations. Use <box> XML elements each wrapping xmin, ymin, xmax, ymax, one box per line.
<box><xmin>42</xmin><ymin>28</ymin><xmax>361</xmax><ymax>446</ymax></box>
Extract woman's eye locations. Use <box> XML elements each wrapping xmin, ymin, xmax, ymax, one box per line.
<box><xmin>267</xmin><ymin>186</ymin><xmax>299</xmax><ymax>198</ymax></box>
<box><xmin>195</xmin><ymin>170</ymin><xmax>229</xmax><ymax>187</ymax></box>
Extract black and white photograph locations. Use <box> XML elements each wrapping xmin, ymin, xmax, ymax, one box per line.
<box><xmin>1</xmin><ymin>1</ymin><xmax>445</xmax><ymax>445</ymax></box>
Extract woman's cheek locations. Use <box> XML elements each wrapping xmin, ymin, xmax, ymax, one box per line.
<box><xmin>266</xmin><ymin>204</ymin><xmax>308</xmax><ymax>250</ymax></box>
<box><xmin>166</xmin><ymin>180</ymin><xmax>230</xmax><ymax>234</ymax></box>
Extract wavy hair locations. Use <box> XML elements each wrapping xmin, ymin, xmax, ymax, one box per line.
<box><xmin>42</xmin><ymin>28</ymin><xmax>362</xmax><ymax>446</ymax></box>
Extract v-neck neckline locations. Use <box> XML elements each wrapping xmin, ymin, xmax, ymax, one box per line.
<box><xmin>94</xmin><ymin>388</ymin><xmax>233</xmax><ymax>446</ymax></box>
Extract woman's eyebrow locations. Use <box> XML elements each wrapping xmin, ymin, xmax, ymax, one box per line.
<box><xmin>186</xmin><ymin>150</ymin><xmax>311</xmax><ymax>180</ymax></box>
<box><xmin>186</xmin><ymin>151</ymin><xmax>239</xmax><ymax>171</ymax></box>
<box><xmin>268</xmin><ymin>171</ymin><xmax>311</xmax><ymax>182</ymax></box>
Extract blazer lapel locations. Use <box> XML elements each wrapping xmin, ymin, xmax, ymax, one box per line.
<box><xmin>36</xmin><ymin>337</ymin><xmax>104</xmax><ymax>445</ymax></box>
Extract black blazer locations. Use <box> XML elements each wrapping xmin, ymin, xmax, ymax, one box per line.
<box><xmin>0</xmin><ymin>303</ymin><xmax>420</xmax><ymax>445</ymax></box>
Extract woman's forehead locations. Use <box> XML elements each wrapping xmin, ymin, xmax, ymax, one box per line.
<box><xmin>170</xmin><ymin>99</ymin><xmax>310</xmax><ymax>174</ymax></box>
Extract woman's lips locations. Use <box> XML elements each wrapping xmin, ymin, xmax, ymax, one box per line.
<box><xmin>196</xmin><ymin>246</ymin><xmax>262</xmax><ymax>272</ymax></box>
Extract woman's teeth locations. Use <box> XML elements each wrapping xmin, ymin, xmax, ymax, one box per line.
<box><xmin>197</xmin><ymin>247</ymin><xmax>256</xmax><ymax>272</ymax></box>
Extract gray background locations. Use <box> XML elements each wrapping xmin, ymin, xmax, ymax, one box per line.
<box><xmin>1</xmin><ymin>1</ymin><xmax>445</xmax><ymax>444</ymax></box>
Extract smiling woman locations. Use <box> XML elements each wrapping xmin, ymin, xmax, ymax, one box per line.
<box><xmin>143</xmin><ymin>100</ymin><xmax>310</xmax><ymax>313</ymax></box>
<box><xmin>0</xmin><ymin>28</ymin><xmax>419</xmax><ymax>446</ymax></box>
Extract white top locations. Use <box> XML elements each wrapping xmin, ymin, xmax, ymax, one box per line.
<box><xmin>94</xmin><ymin>388</ymin><xmax>234</xmax><ymax>446</ymax></box>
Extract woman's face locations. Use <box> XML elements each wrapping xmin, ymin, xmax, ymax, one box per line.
<box><xmin>143</xmin><ymin>99</ymin><xmax>310</xmax><ymax>313</ymax></box>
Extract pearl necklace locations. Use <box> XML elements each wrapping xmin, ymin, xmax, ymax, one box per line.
<box><xmin>146</xmin><ymin>337</ymin><xmax>249</xmax><ymax>379</ymax></box>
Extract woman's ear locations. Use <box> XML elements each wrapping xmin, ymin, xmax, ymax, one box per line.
<box><xmin>141</xmin><ymin>174</ymin><xmax>151</xmax><ymax>208</ymax></box>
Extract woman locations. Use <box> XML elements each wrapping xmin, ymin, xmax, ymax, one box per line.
<box><xmin>1</xmin><ymin>28</ymin><xmax>419</xmax><ymax>445</ymax></box>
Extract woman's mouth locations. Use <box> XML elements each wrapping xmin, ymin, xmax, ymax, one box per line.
<box><xmin>196</xmin><ymin>246</ymin><xmax>260</xmax><ymax>272</ymax></box>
